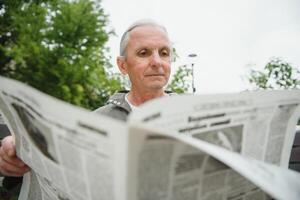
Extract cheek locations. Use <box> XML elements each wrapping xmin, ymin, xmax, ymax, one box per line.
<box><xmin>127</xmin><ymin>60</ymin><xmax>145</xmax><ymax>74</ymax></box>
<box><xmin>164</xmin><ymin>62</ymin><xmax>171</xmax><ymax>75</ymax></box>
<box><xmin>130</xmin><ymin>66</ymin><xmax>146</xmax><ymax>80</ymax></box>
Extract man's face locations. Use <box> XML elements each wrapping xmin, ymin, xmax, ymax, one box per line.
<box><xmin>118</xmin><ymin>25</ymin><xmax>171</xmax><ymax>92</ymax></box>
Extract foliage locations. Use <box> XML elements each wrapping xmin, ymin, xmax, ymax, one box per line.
<box><xmin>0</xmin><ymin>0</ymin><xmax>122</xmax><ymax>110</ymax></box>
<box><xmin>167</xmin><ymin>64</ymin><xmax>192</xmax><ymax>93</ymax></box>
<box><xmin>165</xmin><ymin>47</ymin><xmax>191</xmax><ymax>94</ymax></box>
<box><xmin>247</xmin><ymin>57</ymin><xmax>300</xmax><ymax>124</ymax></box>
<box><xmin>0</xmin><ymin>0</ymin><xmax>191</xmax><ymax>109</ymax></box>
<box><xmin>248</xmin><ymin>58</ymin><xmax>300</xmax><ymax>90</ymax></box>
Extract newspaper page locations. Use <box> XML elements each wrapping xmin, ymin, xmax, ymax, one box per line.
<box><xmin>126</xmin><ymin>124</ymin><xmax>300</xmax><ymax>200</ymax></box>
<box><xmin>0</xmin><ymin>76</ymin><xmax>128</xmax><ymax>200</ymax></box>
<box><xmin>129</xmin><ymin>91</ymin><xmax>300</xmax><ymax>167</ymax></box>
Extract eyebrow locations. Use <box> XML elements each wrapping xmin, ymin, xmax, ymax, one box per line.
<box><xmin>136</xmin><ymin>45</ymin><xmax>171</xmax><ymax>51</ymax></box>
<box><xmin>161</xmin><ymin>46</ymin><xmax>171</xmax><ymax>51</ymax></box>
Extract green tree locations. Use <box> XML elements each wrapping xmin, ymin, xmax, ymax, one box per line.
<box><xmin>248</xmin><ymin>58</ymin><xmax>300</xmax><ymax>90</ymax></box>
<box><xmin>247</xmin><ymin>57</ymin><xmax>300</xmax><ymax>125</ymax></box>
<box><xmin>166</xmin><ymin>48</ymin><xmax>192</xmax><ymax>94</ymax></box>
<box><xmin>167</xmin><ymin>64</ymin><xmax>192</xmax><ymax>93</ymax></box>
<box><xmin>0</xmin><ymin>0</ymin><xmax>122</xmax><ymax>110</ymax></box>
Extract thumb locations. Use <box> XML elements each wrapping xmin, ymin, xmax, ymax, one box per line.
<box><xmin>2</xmin><ymin>136</ymin><xmax>16</xmax><ymax>157</ymax></box>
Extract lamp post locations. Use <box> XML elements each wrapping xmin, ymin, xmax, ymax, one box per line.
<box><xmin>188</xmin><ymin>53</ymin><xmax>197</xmax><ymax>94</ymax></box>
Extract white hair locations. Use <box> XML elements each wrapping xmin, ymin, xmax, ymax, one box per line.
<box><xmin>119</xmin><ymin>19</ymin><xmax>170</xmax><ymax>57</ymax></box>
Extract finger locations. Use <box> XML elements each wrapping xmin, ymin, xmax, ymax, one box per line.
<box><xmin>0</xmin><ymin>167</ymin><xmax>28</xmax><ymax>177</ymax></box>
<box><xmin>0</xmin><ymin>156</ymin><xmax>29</xmax><ymax>172</ymax></box>
<box><xmin>0</xmin><ymin>157</ymin><xmax>29</xmax><ymax>177</ymax></box>
<box><xmin>1</xmin><ymin>152</ymin><xmax>27</xmax><ymax>167</ymax></box>
<box><xmin>0</xmin><ymin>144</ymin><xmax>25</xmax><ymax>167</ymax></box>
<box><xmin>0</xmin><ymin>168</ymin><xmax>29</xmax><ymax>177</ymax></box>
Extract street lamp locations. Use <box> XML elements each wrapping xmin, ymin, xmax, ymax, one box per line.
<box><xmin>188</xmin><ymin>53</ymin><xmax>197</xmax><ymax>94</ymax></box>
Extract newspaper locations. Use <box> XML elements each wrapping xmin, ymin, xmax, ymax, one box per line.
<box><xmin>0</xmin><ymin>76</ymin><xmax>299</xmax><ymax>200</ymax></box>
<box><xmin>129</xmin><ymin>91</ymin><xmax>300</xmax><ymax>167</ymax></box>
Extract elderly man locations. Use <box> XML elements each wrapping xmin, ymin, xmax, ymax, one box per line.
<box><xmin>95</xmin><ymin>20</ymin><xmax>172</xmax><ymax>121</ymax></box>
<box><xmin>0</xmin><ymin>19</ymin><xmax>173</xmax><ymax>181</ymax></box>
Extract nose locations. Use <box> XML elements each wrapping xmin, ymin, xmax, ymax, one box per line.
<box><xmin>150</xmin><ymin>51</ymin><xmax>162</xmax><ymax>67</ymax></box>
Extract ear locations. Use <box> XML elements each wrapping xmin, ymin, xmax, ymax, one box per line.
<box><xmin>117</xmin><ymin>56</ymin><xmax>128</xmax><ymax>75</ymax></box>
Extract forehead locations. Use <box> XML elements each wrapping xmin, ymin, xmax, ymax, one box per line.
<box><xmin>128</xmin><ymin>25</ymin><xmax>171</xmax><ymax>49</ymax></box>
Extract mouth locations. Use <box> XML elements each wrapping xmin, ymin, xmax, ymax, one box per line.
<box><xmin>145</xmin><ymin>74</ymin><xmax>164</xmax><ymax>77</ymax></box>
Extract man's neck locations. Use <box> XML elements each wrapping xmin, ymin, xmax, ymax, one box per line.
<box><xmin>127</xmin><ymin>89</ymin><xmax>166</xmax><ymax>107</ymax></box>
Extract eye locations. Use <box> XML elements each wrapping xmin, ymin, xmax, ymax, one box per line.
<box><xmin>137</xmin><ymin>49</ymin><xmax>150</xmax><ymax>57</ymax></box>
<box><xmin>160</xmin><ymin>49</ymin><xmax>170</xmax><ymax>57</ymax></box>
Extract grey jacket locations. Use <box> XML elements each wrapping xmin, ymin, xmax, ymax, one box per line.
<box><xmin>94</xmin><ymin>91</ymin><xmax>175</xmax><ymax>121</ymax></box>
<box><xmin>94</xmin><ymin>91</ymin><xmax>131</xmax><ymax>121</ymax></box>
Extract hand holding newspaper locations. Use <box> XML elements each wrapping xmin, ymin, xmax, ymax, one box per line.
<box><xmin>0</xmin><ymin>76</ymin><xmax>299</xmax><ymax>200</ymax></box>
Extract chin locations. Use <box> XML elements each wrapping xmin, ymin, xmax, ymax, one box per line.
<box><xmin>143</xmin><ymin>78</ymin><xmax>168</xmax><ymax>90</ymax></box>
<box><xmin>148</xmin><ymin>83</ymin><xmax>167</xmax><ymax>90</ymax></box>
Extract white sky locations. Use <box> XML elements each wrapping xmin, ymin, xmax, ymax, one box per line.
<box><xmin>101</xmin><ymin>0</ymin><xmax>300</xmax><ymax>94</ymax></box>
